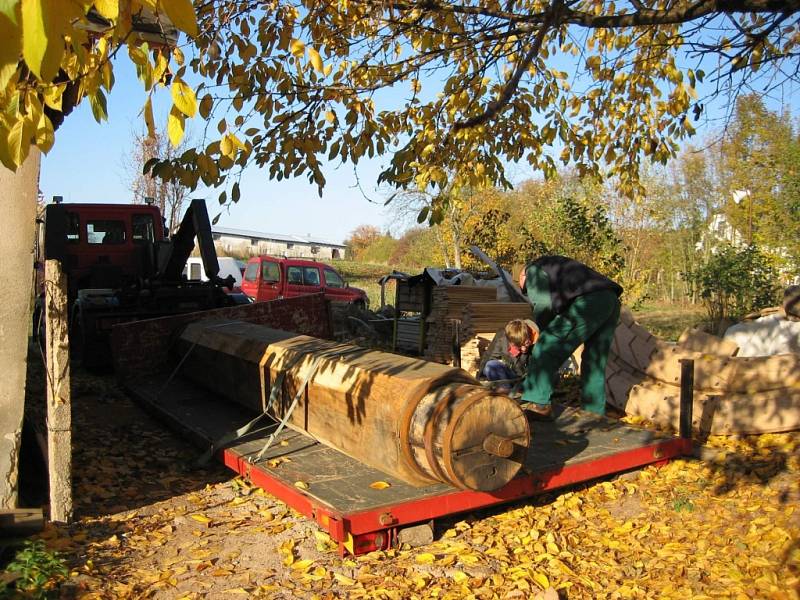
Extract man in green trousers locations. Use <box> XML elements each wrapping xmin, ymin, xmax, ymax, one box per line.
<box><xmin>517</xmin><ymin>256</ymin><xmax>622</xmax><ymax>418</ymax></box>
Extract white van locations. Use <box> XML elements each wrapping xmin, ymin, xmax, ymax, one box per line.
<box><xmin>184</xmin><ymin>256</ymin><xmax>244</xmax><ymax>288</ymax></box>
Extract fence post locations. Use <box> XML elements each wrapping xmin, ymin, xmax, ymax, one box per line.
<box><xmin>45</xmin><ymin>259</ymin><xmax>72</xmax><ymax>523</ymax></box>
<box><xmin>679</xmin><ymin>358</ymin><xmax>694</xmax><ymax>444</ymax></box>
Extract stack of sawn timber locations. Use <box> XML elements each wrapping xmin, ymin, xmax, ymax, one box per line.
<box><xmin>424</xmin><ymin>286</ymin><xmax>533</xmax><ymax>372</ymax></box>
<box><xmin>459</xmin><ymin>303</ymin><xmax>534</xmax><ymax>375</ymax></box>
<box><xmin>424</xmin><ymin>286</ymin><xmax>496</xmax><ymax>363</ymax></box>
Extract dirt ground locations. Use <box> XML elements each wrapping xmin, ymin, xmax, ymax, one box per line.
<box><xmin>21</xmin><ymin>356</ymin><xmax>800</xmax><ymax>599</ymax></box>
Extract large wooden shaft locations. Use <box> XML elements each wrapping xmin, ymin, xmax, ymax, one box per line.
<box><xmin>176</xmin><ymin>321</ymin><xmax>529</xmax><ymax>491</ymax></box>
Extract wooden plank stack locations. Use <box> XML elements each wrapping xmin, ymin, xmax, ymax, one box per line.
<box><xmin>459</xmin><ymin>333</ymin><xmax>496</xmax><ymax>376</ymax></box>
<box><xmin>395</xmin><ymin>317</ymin><xmax>423</xmax><ymax>351</ymax></box>
<box><xmin>424</xmin><ymin>286</ymin><xmax>496</xmax><ymax>363</ymax></box>
<box><xmin>423</xmin><ymin>286</ymin><xmax>533</xmax><ymax>369</ymax></box>
<box><xmin>430</xmin><ymin>286</ymin><xmax>498</xmax><ymax>319</ymax></box>
<box><xmin>459</xmin><ymin>302</ymin><xmax>534</xmax><ymax>338</ymax></box>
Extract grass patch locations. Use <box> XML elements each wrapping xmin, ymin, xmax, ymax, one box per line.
<box><xmin>331</xmin><ymin>260</ymin><xmax>414</xmax><ymax>309</ymax></box>
<box><xmin>633</xmin><ymin>302</ymin><xmax>706</xmax><ymax>341</ymax></box>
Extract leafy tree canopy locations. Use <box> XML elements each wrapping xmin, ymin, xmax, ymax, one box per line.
<box><xmin>1</xmin><ymin>0</ymin><xmax>799</xmax><ymax>200</ymax></box>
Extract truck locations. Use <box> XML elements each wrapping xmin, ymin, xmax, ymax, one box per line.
<box><xmin>184</xmin><ymin>256</ymin><xmax>244</xmax><ymax>289</ymax></box>
<box><xmin>240</xmin><ymin>255</ymin><xmax>369</xmax><ymax>308</ymax></box>
<box><xmin>34</xmin><ymin>198</ymin><xmax>248</xmax><ymax>367</ymax></box>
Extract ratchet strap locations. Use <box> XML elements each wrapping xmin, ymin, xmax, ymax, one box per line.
<box><xmin>197</xmin><ymin>345</ymin><xmax>364</xmax><ymax>466</ymax></box>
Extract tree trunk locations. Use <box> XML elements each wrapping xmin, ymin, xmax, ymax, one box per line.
<box><xmin>0</xmin><ymin>150</ymin><xmax>40</xmax><ymax>508</ymax></box>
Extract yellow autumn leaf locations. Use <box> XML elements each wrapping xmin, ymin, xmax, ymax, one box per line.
<box><xmin>143</xmin><ymin>96</ymin><xmax>155</xmax><ymax>139</ymax></box>
<box><xmin>35</xmin><ymin>112</ymin><xmax>54</xmax><ymax>154</ymax></box>
<box><xmin>290</xmin><ymin>559</ymin><xmax>313</xmax><ymax>571</ymax></box>
<box><xmin>307</xmin><ymin>47</ymin><xmax>324</xmax><ymax>72</ymax></box>
<box><xmin>93</xmin><ymin>0</ymin><xmax>118</xmax><ymax>20</ymax></box>
<box><xmin>171</xmin><ymin>78</ymin><xmax>197</xmax><ymax>117</ymax></box>
<box><xmin>22</xmin><ymin>0</ymin><xmax>83</xmax><ymax>81</ymax></box>
<box><xmin>190</xmin><ymin>513</ymin><xmax>211</xmax><ymax>524</ymax></box>
<box><xmin>334</xmin><ymin>573</ymin><xmax>356</xmax><ymax>586</ymax></box>
<box><xmin>533</xmin><ymin>572</ymin><xmax>550</xmax><ymax>589</ymax></box>
<box><xmin>289</xmin><ymin>38</ymin><xmax>305</xmax><ymax>57</ymax></box>
<box><xmin>451</xmin><ymin>570</ymin><xmax>469</xmax><ymax>583</ymax></box>
<box><xmin>220</xmin><ymin>135</ymin><xmax>234</xmax><ymax>158</ymax></box>
<box><xmin>415</xmin><ymin>553</ymin><xmax>436</xmax><ymax>564</ymax></box>
<box><xmin>6</xmin><ymin>118</ymin><xmax>31</xmax><ymax>167</ymax></box>
<box><xmin>161</xmin><ymin>0</ymin><xmax>198</xmax><ymax>38</ymax></box>
<box><xmin>167</xmin><ymin>107</ymin><xmax>185</xmax><ymax>146</ymax></box>
<box><xmin>369</xmin><ymin>481</ymin><xmax>391</xmax><ymax>490</ymax></box>
<box><xmin>294</xmin><ymin>481</ymin><xmax>309</xmax><ymax>490</ymax></box>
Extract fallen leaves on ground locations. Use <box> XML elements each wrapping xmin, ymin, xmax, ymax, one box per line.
<box><xmin>27</xmin><ymin>365</ymin><xmax>800</xmax><ymax>599</ymax></box>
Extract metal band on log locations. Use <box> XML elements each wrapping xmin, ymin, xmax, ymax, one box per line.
<box><xmin>176</xmin><ymin>320</ymin><xmax>529</xmax><ymax>491</ymax></box>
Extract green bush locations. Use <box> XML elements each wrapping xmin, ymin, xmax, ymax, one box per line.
<box><xmin>688</xmin><ymin>244</ymin><xmax>780</xmax><ymax>332</ymax></box>
<box><xmin>1</xmin><ymin>540</ymin><xmax>68</xmax><ymax>599</ymax></box>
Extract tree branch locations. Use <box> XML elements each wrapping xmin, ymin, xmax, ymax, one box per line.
<box><xmin>453</xmin><ymin>0</ymin><xmax>562</xmax><ymax>130</ymax></box>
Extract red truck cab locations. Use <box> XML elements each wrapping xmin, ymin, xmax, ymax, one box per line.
<box><xmin>241</xmin><ymin>256</ymin><xmax>368</xmax><ymax>308</ymax></box>
<box><xmin>37</xmin><ymin>202</ymin><xmax>166</xmax><ymax>299</ymax></box>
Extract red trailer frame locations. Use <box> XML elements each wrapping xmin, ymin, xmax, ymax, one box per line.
<box><xmin>128</xmin><ymin>374</ymin><xmax>691</xmax><ymax>556</ymax></box>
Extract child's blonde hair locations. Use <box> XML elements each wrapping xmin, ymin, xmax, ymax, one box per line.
<box><xmin>505</xmin><ymin>319</ymin><xmax>532</xmax><ymax>347</ymax></box>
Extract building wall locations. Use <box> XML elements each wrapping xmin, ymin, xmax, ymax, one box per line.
<box><xmin>214</xmin><ymin>235</ymin><xmax>343</xmax><ymax>260</ymax></box>
<box><xmin>0</xmin><ymin>150</ymin><xmax>40</xmax><ymax>508</ymax></box>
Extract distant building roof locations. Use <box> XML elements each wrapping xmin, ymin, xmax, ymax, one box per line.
<box><xmin>212</xmin><ymin>226</ymin><xmax>346</xmax><ymax>248</ymax></box>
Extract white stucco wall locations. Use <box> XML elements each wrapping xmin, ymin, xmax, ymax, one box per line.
<box><xmin>0</xmin><ymin>150</ymin><xmax>40</xmax><ymax>508</ymax></box>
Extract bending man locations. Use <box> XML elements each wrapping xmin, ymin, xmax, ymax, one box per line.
<box><xmin>519</xmin><ymin>256</ymin><xmax>622</xmax><ymax>418</ymax></box>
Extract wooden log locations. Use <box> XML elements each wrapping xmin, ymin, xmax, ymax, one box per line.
<box><xmin>0</xmin><ymin>508</ymin><xmax>44</xmax><ymax>538</ymax></box>
<box><xmin>677</xmin><ymin>328</ymin><xmax>739</xmax><ymax>356</ymax></box>
<box><xmin>44</xmin><ymin>260</ymin><xmax>72</xmax><ymax>524</ymax></box>
<box><xmin>177</xmin><ymin>321</ymin><xmax>529</xmax><ymax>491</ymax></box>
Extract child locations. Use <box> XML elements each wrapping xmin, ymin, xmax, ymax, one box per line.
<box><xmin>478</xmin><ymin>318</ymin><xmax>539</xmax><ymax>393</ymax></box>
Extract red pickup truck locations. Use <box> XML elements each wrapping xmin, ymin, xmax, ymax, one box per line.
<box><xmin>241</xmin><ymin>256</ymin><xmax>369</xmax><ymax>308</ymax></box>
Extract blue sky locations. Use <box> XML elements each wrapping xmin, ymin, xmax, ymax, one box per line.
<box><xmin>40</xmin><ymin>57</ymin><xmax>392</xmax><ymax>245</ymax></box>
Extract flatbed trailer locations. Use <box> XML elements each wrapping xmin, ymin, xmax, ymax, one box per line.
<box><xmin>127</xmin><ymin>373</ymin><xmax>691</xmax><ymax>556</ymax></box>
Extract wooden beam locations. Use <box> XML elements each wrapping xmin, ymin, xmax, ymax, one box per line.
<box><xmin>0</xmin><ymin>508</ymin><xmax>44</xmax><ymax>538</ymax></box>
<box><xmin>44</xmin><ymin>260</ymin><xmax>72</xmax><ymax>524</ymax></box>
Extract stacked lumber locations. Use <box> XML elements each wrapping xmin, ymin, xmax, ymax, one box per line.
<box><xmin>430</xmin><ymin>286</ymin><xmax>497</xmax><ymax>319</ymax></box>
<box><xmin>395</xmin><ymin>317</ymin><xmax>422</xmax><ymax>351</ymax></box>
<box><xmin>459</xmin><ymin>302</ymin><xmax>533</xmax><ymax>338</ymax></box>
<box><xmin>459</xmin><ymin>333</ymin><xmax>496</xmax><ymax>376</ymax></box>
<box><xmin>423</xmin><ymin>287</ymin><xmax>496</xmax><ymax>363</ymax></box>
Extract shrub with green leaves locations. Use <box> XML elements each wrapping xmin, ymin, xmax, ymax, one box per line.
<box><xmin>1</xmin><ymin>540</ymin><xmax>68</xmax><ymax>600</ymax></box>
<box><xmin>688</xmin><ymin>244</ymin><xmax>780</xmax><ymax>331</ymax></box>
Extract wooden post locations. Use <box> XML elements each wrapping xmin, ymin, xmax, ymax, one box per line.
<box><xmin>44</xmin><ymin>260</ymin><xmax>72</xmax><ymax>523</ymax></box>
<box><xmin>679</xmin><ymin>359</ymin><xmax>694</xmax><ymax>442</ymax></box>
